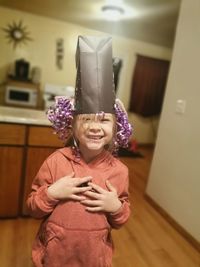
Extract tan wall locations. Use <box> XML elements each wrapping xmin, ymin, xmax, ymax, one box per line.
<box><xmin>0</xmin><ymin>6</ymin><xmax>171</xmax><ymax>143</ymax></box>
<box><xmin>146</xmin><ymin>0</ymin><xmax>200</xmax><ymax>241</ymax></box>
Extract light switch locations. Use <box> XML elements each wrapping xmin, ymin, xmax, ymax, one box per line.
<box><xmin>176</xmin><ymin>99</ymin><xmax>186</xmax><ymax>114</ymax></box>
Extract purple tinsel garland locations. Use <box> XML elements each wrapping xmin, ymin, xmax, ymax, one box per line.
<box><xmin>46</xmin><ymin>97</ymin><xmax>133</xmax><ymax>148</ymax></box>
<box><xmin>46</xmin><ymin>97</ymin><xmax>74</xmax><ymax>141</ymax></box>
<box><xmin>114</xmin><ymin>102</ymin><xmax>133</xmax><ymax>148</ymax></box>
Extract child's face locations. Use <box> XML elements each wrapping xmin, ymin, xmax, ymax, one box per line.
<box><xmin>74</xmin><ymin>113</ymin><xmax>115</xmax><ymax>154</ymax></box>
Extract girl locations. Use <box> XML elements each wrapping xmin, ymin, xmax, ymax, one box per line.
<box><xmin>27</xmin><ymin>36</ymin><xmax>132</xmax><ymax>267</ymax></box>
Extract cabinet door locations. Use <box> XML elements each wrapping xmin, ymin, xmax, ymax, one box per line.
<box><xmin>0</xmin><ymin>124</ymin><xmax>26</xmax><ymax>145</ymax></box>
<box><xmin>22</xmin><ymin>147</ymin><xmax>56</xmax><ymax>215</ymax></box>
<box><xmin>0</xmin><ymin>147</ymin><xmax>23</xmax><ymax>217</ymax></box>
<box><xmin>28</xmin><ymin>126</ymin><xmax>63</xmax><ymax>147</ymax></box>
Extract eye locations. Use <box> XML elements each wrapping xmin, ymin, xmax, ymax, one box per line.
<box><xmin>81</xmin><ymin>116</ymin><xmax>91</xmax><ymax>122</ymax></box>
<box><xmin>85</xmin><ymin>118</ymin><xmax>91</xmax><ymax>122</ymax></box>
<box><xmin>101</xmin><ymin>118</ymin><xmax>111</xmax><ymax>123</ymax></box>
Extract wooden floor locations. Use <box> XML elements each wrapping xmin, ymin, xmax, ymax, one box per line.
<box><xmin>0</xmin><ymin>147</ymin><xmax>200</xmax><ymax>267</ymax></box>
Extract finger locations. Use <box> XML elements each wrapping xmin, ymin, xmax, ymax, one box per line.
<box><xmin>70</xmin><ymin>194</ymin><xmax>86</xmax><ymax>201</ymax></box>
<box><xmin>65</xmin><ymin>172</ymin><xmax>75</xmax><ymax>178</ymax></box>
<box><xmin>85</xmin><ymin>207</ymin><xmax>102</xmax><ymax>212</ymax></box>
<box><xmin>105</xmin><ymin>180</ymin><xmax>117</xmax><ymax>192</ymax></box>
<box><xmin>77</xmin><ymin>182</ymin><xmax>89</xmax><ymax>188</ymax></box>
<box><xmin>83</xmin><ymin>190</ymin><xmax>102</xmax><ymax>200</ymax></box>
<box><xmin>74</xmin><ymin>176</ymin><xmax>92</xmax><ymax>186</ymax></box>
<box><xmin>73</xmin><ymin>186</ymin><xmax>92</xmax><ymax>193</ymax></box>
<box><xmin>88</xmin><ymin>182</ymin><xmax>105</xmax><ymax>194</ymax></box>
<box><xmin>81</xmin><ymin>199</ymin><xmax>102</xmax><ymax>207</ymax></box>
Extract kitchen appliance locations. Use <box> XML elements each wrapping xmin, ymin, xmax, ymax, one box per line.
<box><xmin>43</xmin><ymin>83</ymin><xmax>74</xmax><ymax>110</ymax></box>
<box><xmin>31</xmin><ymin>67</ymin><xmax>41</xmax><ymax>84</ymax></box>
<box><xmin>15</xmin><ymin>59</ymin><xmax>30</xmax><ymax>81</ymax></box>
<box><xmin>5</xmin><ymin>81</ymin><xmax>39</xmax><ymax>108</ymax></box>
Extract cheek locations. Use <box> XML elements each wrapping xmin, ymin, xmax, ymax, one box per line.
<box><xmin>74</xmin><ymin>124</ymin><xmax>88</xmax><ymax>141</ymax></box>
<box><xmin>82</xmin><ymin>123</ymin><xmax>89</xmax><ymax>130</ymax></box>
<box><xmin>106</xmin><ymin>125</ymin><xmax>115</xmax><ymax>137</ymax></box>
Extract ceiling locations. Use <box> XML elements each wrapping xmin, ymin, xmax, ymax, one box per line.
<box><xmin>0</xmin><ymin>0</ymin><xmax>181</xmax><ymax>48</ymax></box>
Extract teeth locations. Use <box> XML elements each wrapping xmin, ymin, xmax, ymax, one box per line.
<box><xmin>88</xmin><ymin>136</ymin><xmax>101</xmax><ymax>139</ymax></box>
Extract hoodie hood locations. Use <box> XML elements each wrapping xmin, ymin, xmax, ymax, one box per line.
<box><xmin>58</xmin><ymin>147</ymin><xmax>115</xmax><ymax>169</ymax></box>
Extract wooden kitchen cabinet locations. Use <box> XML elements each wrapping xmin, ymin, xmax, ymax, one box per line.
<box><xmin>0</xmin><ymin>123</ymin><xmax>26</xmax><ymax>145</ymax></box>
<box><xmin>0</xmin><ymin>122</ymin><xmax>63</xmax><ymax>217</ymax></box>
<box><xmin>21</xmin><ymin>126</ymin><xmax>63</xmax><ymax>215</ymax></box>
<box><xmin>0</xmin><ymin>123</ymin><xmax>26</xmax><ymax>217</ymax></box>
<box><xmin>0</xmin><ymin>147</ymin><xmax>24</xmax><ymax>217</ymax></box>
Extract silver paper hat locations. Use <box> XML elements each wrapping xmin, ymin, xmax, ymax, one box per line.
<box><xmin>75</xmin><ymin>36</ymin><xmax>116</xmax><ymax>114</ymax></box>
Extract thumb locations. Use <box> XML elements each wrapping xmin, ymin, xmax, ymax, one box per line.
<box><xmin>106</xmin><ymin>180</ymin><xmax>116</xmax><ymax>192</ymax></box>
<box><xmin>66</xmin><ymin>172</ymin><xmax>75</xmax><ymax>178</ymax></box>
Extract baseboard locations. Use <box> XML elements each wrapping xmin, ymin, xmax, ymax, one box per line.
<box><xmin>145</xmin><ymin>193</ymin><xmax>200</xmax><ymax>252</ymax></box>
<box><xmin>138</xmin><ymin>143</ymin><xmax>155</xmax><ymax>148</ymax></box>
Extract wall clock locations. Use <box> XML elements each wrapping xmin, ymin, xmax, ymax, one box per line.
<box><xmin>2</xmin><ymin>20</ymin><xmax>32</xmax><ymax>49</ymax></box>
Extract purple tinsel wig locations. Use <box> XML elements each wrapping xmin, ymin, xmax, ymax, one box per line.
<box><xmin>47</xmin><ymin>97</ymin><xmax>74</xmax><ymax>141</ymax></box>
<box><xmin>47</xmin><ymin>97</ymin><xmax>133</xmax><ymax>149</ymax></box>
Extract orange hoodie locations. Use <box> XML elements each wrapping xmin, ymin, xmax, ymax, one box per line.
<box><xmin>27</xmin><ymin>147</ymin><xmax>130</xmax><ymax>267</ymax></box>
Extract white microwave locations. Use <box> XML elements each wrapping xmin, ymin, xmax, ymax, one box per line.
<box><xmin>5</xmin><ymin>85</ymin><xmax>38</xmax><ymax>108</ymax></box>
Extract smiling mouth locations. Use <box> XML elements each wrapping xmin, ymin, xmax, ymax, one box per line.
<box><xmin>87</xmin><ymin>135</ymin><xmax>103</xmax><ymax>140</ymax></box>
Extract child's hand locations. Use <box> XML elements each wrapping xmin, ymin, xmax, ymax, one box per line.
<box><xmin>81</xmin><ymin>180</ymin><xmax>122</xmax><ymax>213</ymax></box>
<box><xmin>47</xmin><ymin>172</ymin><xmax>92</xmax><ymax>201</ymax></box>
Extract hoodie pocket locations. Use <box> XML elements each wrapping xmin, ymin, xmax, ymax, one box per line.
<box><xmin>36</xmin><ymin>222</ymin><xmax>64</xmax><ymax>266</ymax></box>
<box><xmin>39</xmin><ymin>229</ymin><xmax>56</xmax><ymax>265</ymax></box>
<box><xmin>32</xmin><ymin>228</ymin><xmax>56</xmax><ymax>267</ymax></box>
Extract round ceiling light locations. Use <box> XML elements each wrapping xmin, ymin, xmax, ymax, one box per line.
<box><xmin>101</xmin><ymin>5</ymin><xmax>125</xmax><ymax>21</ymax></box>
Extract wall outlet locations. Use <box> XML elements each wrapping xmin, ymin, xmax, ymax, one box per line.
<box><xmin>176</xmin><ymin>99</ymin><xmax>186</xmax><ymax>114</ymax></box>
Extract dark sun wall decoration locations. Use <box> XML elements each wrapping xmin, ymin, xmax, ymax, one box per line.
<box><xmin>2</xmin><ymin>20</ymin><xmax>32</xmax><ymax>49</ymax></box>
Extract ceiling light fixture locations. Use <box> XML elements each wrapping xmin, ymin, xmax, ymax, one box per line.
<box><xmin>101</xmin><ymin>5</ymin><xmax>125</xmax><ymax>21</ymax></box>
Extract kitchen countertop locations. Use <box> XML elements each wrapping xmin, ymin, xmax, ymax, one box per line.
<box><xmin>0</xmin><ymin>106</ymin><xmax>51</xmax><ymax>126</ymax></box>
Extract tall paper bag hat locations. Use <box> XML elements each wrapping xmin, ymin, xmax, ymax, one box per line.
<box><xmin>74</xmin><ymin>36</ymin><xmax>116</xmax><ymax>114</ymax></box>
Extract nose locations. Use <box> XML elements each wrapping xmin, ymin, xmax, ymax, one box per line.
<box><xmin>88</xmin><ymin>121</ymin><xmax>101</xmax><ymax>132</ymax></box>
